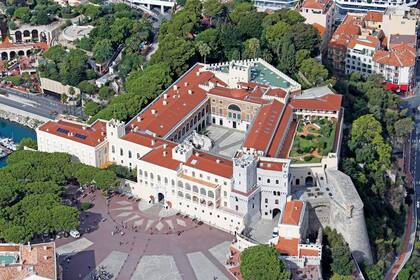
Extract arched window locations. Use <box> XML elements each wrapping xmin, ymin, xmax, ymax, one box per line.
<box><xmin>164</xmin><ymin>177</ymin><xmax>168</xmax><ymax>185</ymax></box>
<box><xmin>144</xmin><ymin>171</ymin><xmax>148</xmax><ymax>178</ymax></box>
<box><xmin>139</xmin><ymin>169</ymin><xmax>143</xmax><ymax>176</ymax></box>
<box><xmin>185</xmin><ymin>193</ymin><xmax>191</xmax><ymax>200</ymax></box>
<box><xmin>185</xmin><ymin>183</ymin><xmax>191</xmax><ymax>190</ymax></box>
<box><xmin>111</xmin><ymin>145</ymin><xmax>115</xmax><ymax>153</ymax></box>
<box><xmin>128</xmin><ymin>150</ymin><xmax>132</xmax><ymax>159</ymax></box>
<box><xmin>171</xmin><ymin>179</ymin><xmax>175</xmax><ymax>186</ymax></box>
<box><xmin>193</xmin><ymin>185</ymin><xmax>198</xmax><ymax>193</ymax></box>
<box><xmin>178</xmin><ymin>181</ymin><xmax>183</xmax><ymax>188</ymax></box>
<box><xmin>120</xmin><ymin>148</ymin><xmax>123</xmax><ymax>156</ymax></box>
<box><xmin>137</xmin><ymin>153</ymin><xmax>140</xmax><ymax>159</ymax></box>
<box><xmin>178</xmin><ymin>191</ymin><xmax>184</xmax><ymax>197</ymax></box>
<box><xmin>157</xmin><ymin>175</ymin><xmax>161</xmax><ymax>182</ymax></box>
<box><xmin>228</xmin><ymin>104</ymin><xmax>241</xmax><ymax>111</ymax></box>
<box><xmin>200</xmin><ymin>188</ymin><xmax>206</xmax><ymax>195</ymax></box>
<box><xmin>150</xmin><ymin>173</ymin><xmax>154</xmax><ymax>180</ymax></box>
<box><xmin>208</xmin><ymin>191</ymin><xmax>214</xmax><ymax>198</ymax></box>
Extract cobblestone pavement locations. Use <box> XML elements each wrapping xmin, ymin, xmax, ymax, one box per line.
<box><xmin>55</xmin><ymin>190</ymin><xmax>234</xmax><ymax>280</ymax></box>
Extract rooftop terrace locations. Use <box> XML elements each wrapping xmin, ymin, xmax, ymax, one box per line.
<box><xmin>250</xmin><ymin>62</ymin><xmax>291</xmax><ymax>89</ymax></box>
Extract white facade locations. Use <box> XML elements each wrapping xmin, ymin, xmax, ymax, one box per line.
<box><xmin>345</xmin><ymin>41</ymin><xmax>377</xmax><ymax>76</ymax></box>
<box><xmin>373</xmin><ymin>61</ymin><xmax>414</xmax><ymax>86</ymax></box>
<box><xmin>335</xmin><ymin>0</ymin><xmax>418</xmax><ymax>14</ymax></box>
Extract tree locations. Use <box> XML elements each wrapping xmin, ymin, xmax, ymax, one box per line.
<box><xmin>13</xmin><ymin>7</ymin><xmax>30</xmax><ymax>22</ymax></box>
<box><xmin>84</xmin><ymin>101</ymin><xmax>102</xmax><ymax>116</ymax></box>
<box><xmin>299</xmin><ymin>58</ymin><xmax>329</xmax><ymax>86</ymax></box>
<box><xmin>243</xmin><ymin>38</ymin><xmax>261</xmax><ymax>59</ymax></box>
<box><xmin>44</xmin><ymin>45</ymin><xmax>66</xmax><ymax>63</ymax></box>
<box><xmin>331</xmin><ymin>246</ymin><xmax>353</xmax><ymax>276</ymax></box>
<box><xmin>98</xmin><ymin>86</ymin><xmax>113</xmax><ymax>101</ymax></box>
<box><xmin>83</xmin><ymin>4</ymin><xmax>101</xmax><ymax>20</ymax></box>
<box><xmin>125</xmin><ymin>63</ymin><xmax>172</xmax><ymax>99</ymax></box>
<box><xmin>265</xmin><ymin>21</ymin><xmax>289</xmax><ymax>56</ymax></box>
<box><xmin>94</xmin><ymin>170</ymin><xmax>118</xmax><ymax>190</ymax></box>
<box><xmin>203</xmin><ymin>0</ymin><xmax>224</xmax><ymax>25</ymax></box>
<box><xmin>17</xmin><ymin>138</ymin><xmax>37</xmax><ymax>150</ymax></box>
<box><xmin>394</xmin><ymin>117</ymin><xmax>414</xmax><ymax>139</ymax></box>
<box><xmin>151</xmin><ymin>34</ymin><xmax>196</xmax><ymax>77</ymax></box>
<box><xmin>93</xmin><ymin>39</ymin><xmax>114</xmax><ymax>64</ymax></box>
<box><xmin>240</xmin><ymin>245</ymin><xmax>291</xmax><ymax>280</ymax></box>
<box><xmin>278</xmin><ymin>40</ymin><xmax>296</xmax><ymax>74</ymax></box>
<box><xmin>195</xmin><ymin>41</ymin><xmax>211</xmax><ymax>63</ymax></box>
<box><xmin>78</xmin><ymin>81</ymin><xmax>98</xmax><ymax>95</ymax></box>
<box><xmin>76</xmin><ymin>37</ymin><xmax>93</xmax><ymax>51</ymax></box>
<box><xmin>59</xmin><ymin>49</ymin><xmax>88</xmax><ymax>86</ymax></box>
<box><xmin>295</xmin><ymin>49</ymin><xmax>310</xmax><ymax>68</ymax></box>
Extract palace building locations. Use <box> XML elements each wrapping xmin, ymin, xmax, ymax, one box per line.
<box><xmin>37</xmin><ymin>58</ymin><xmax>373</xmax><ymax>267</ymax></box>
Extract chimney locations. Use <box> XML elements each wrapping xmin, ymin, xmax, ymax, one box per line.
<box><xmin>196</xmin><ymin>71</ymin><xmax>200</xmax><ymax>76</ymax></box>
<box><xmin>216</xmin><ymin>159</ymin><xmax>221</xmax><ymax>164</ymax></box>
<box><xmin>43</xmin><ymin>246</ymin><xmax>48</xmax><ymax>250</ymax></box>
<box><xmin>44</xmin><ymin>256</ymin><xmax>49</xmax><ymax>260</ymax></box>
<box><xmin>46</xmin><ymin>128</ymin><xmax>49</xmax><ymax>132</ymax></box>
<box><xmin>151</xmin><ymin>109</ymin><xmax>157</xmax><ymax>115</ymax></box>
<box><xmin>163</xmin><ymin>151</ymin><xmax>167</xmax><ymax>157</ymax></box>
<box><xmin>195</xmin><ymin>152</ymin><xmax>200</xmax><ymax>157</ymax></box>
<box><xmin>184</xmin><ymin>82</ymin><xmax>188</xmax><ymax>86</ymax></box>
<box><xmin>173</xmin><ymin>85</ymin><xmax>178</xmax><ymax>90</ymax></box>
<box><xmin>164</xmin><ymin>93</ymin><xmax>168</xmax><ymax>99</ymax></box>
<box><xmin>97</xmin><ymin>139</ymin><xmax>100</xmax><ymax>142</ymax></box>
<box><xmin>163</xmin><ymin>100</ymin><xmax>167</xmax><ymax>106</ymax></box>
<box><xmin>82</xmin><ymin>126</ymin><xmax>86</xmax><ymax>130</ymax></box>
<box><xmin>188</xmin><ymin>90</ymin><xmax>193</xmax><ymax>95</ymax></box>
<box><xmin>163</xmin><ymin>144</ymin><xmax>168</xmax><ymax>148</ymax></box>
<box><xmin>151</xmin><ymin>139</ymin><xmax>155</xmax><ymax>145</ymax></box>
<box><xmin>137</xmin><ymin>116</ymin><xmax>142</xmax><ymax>122</ymax></box>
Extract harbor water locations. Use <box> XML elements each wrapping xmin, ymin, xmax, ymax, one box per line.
<box><xmin>0</xmin><ymin>118</ymin><xmax>36</xmax><ymax>167</ymax></box>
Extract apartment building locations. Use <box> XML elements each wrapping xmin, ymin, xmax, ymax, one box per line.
<box><xmin>328</xmin><ymin>7</ymin><xmax>419</xmax><ymax>93</ymax></box>
<box><xmin>335</xmin><ymin>0</ymin><xmax>418</xmax><ymax>14</ymax></box>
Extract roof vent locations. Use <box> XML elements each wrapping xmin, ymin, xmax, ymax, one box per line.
<box><xmin>46</xmin><ymin>128</ymin><xmax>49</xmax><ymax>132</ymax></box>
<box><xmin>97</xmin><ymin>139</ymin><xmax>100</xmax><ymax>142</ymax></box>
<box><xmin>151</xmin><ymin>139</ymin><xmax>155</xmax><ymax>145</ymax></box>
<box><xmin>188</xmin><ymin>90</ymin><xmax>193</xmax><ymax>95</ymax></box>
<box><xmin>163</xmin><ymin>151</ymin><xmax>167</xmax><ymax>157</ymax></box>
<box><xmin>195</xmin><ymin>152</ymin><xmax>200</xmax><ymax>157</ymax></box>
<box><xmin>173</xmin><ymin>85</ymin><xmax>178</xmax><ymax>90</ymax></box>
<box><xmin>163</xmin><ymin>144</ymin><xmax>168</xmax><ymax>148</ymax></box>
<box><xmin>82</xmin><ymin>126</ymin><xmax>86</xmax><ymax>130</ymax></box>
<box><xmin>163</xmin><ymin>93</ymin><xmax>168</xmax><ymax>99</ymax></box>
<box><xmin>216</xmin><ymin>159</ymin><xmax>221</xmax><ymax>164</ymax></box>
<box><xmin>44</xmin><ymin>255</ymin><xmax>49</xmax><ymax>260</ymax></box>
<box><xmin>163</xmin><ymin>100</ymin><xmax>167</xmax><ymax>106</ymax></box>
<box><xmin>137</xmin><ymin>116</ymin><xmax>142</xmax><ymax>122</ymax></box>
<box><xmin>184</xmin><ymin>82</ymin><xmax>188</xmax><ymax>86</ymax></box>
<box><xmin>151</xmin><ymin>109</ymin><xmax>157</xmax><ymax>115</ymax></box>
<box><xmin>196</xmin><ymin>71</ymin><xmax>200</xmax><ymax>76</ymax></box>
<box><xmin>43</xmin><ymin>246</ymin><xmax>48</xmax><ymax>250</ymax></box>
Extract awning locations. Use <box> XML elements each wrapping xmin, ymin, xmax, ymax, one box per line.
<box><xmin>399</xmin><ymin>84</ymin><xmax>409</xmax><ymax>91</ymax></box>
<box><xmin>386</xmin><ymin>82</ymin><xmax>399</xmax><ymax>91</ymax></box>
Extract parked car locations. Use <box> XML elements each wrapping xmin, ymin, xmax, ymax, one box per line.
<box><xmin>70</xmin><ymin>229</ymin><xmax>80</xmax><ymax>238</ymax></box>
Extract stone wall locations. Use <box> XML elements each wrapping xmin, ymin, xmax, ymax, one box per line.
<box><xmin>0</xmin><ymin>109</ymin><xmax>44</xmax><ymax>129</ymax></box>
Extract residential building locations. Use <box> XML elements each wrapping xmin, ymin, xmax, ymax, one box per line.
<box><xmin>0</xmin><ymin>242</ymin><xmax>58</xmax><ymax>280</ymax></box>
<box><xmin>328</xmin><ymin>7</ymin><xmax>419</xmax><ymax>93</ymax></box>
<box><xmin>37</xmin><ymin>58</ymin><xmax>372</xmax><ymax>265</ymax></box>
<box><xmin>300</xmin><ymin>0</ymin><xmax>335</xmax><ymax>60</ymax></box>
<box><xmin>335</xmin><ymin>0</ymin><xmax>418</xmax><ymax>14</ymax></box>
<box><xmin>253</xmin><ymin>0</ymin><xmax>299</xmax><ymax>11</ymax></box>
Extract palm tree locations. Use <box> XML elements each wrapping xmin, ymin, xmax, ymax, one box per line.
<box><xmin>195</xmin><ymin>41</ymin><xmax>211</xmax><ymax>64</ymax></box>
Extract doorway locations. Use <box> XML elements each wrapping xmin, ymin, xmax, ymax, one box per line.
<box><xmin>158</xmin><ymin>192</ymin><xmax>165</xmax><ymax>203</ymax></box>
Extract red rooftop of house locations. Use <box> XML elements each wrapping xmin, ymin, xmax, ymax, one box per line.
<box><xmin>281</xmin><ymin>200</ymin><xmax>304</xmax><ymax>225</ymax></box>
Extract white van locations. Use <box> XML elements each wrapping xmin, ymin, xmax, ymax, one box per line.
<box><xmin>70</xmin><ymin>230</ymin><xmax>80</xmax><ymax>238</ymax></box>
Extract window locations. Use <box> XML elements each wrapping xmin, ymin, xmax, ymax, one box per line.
<box><xmin>224</xmin><ymin>191</ymin><xmax>227</xmax><ymax>197</ymax></box>
<box><xmin>139</xmin><ymin>169</ymin><xmax>143</xmax><ymax>176</ymax></box>
<box><xmin>120</xmin><ymin>148</ymin><xmax>123</xmax><ymax>156</ymax></box>
<box><xmin>192</xmin><ymin>171</ymin><xmax>196</xmax><ymax>177</ymax></box>
<box><xmin>193</xmin><ymin>185</ymin><xmax>198</xmax><ymax>193</ymax></box>
<box><xmin>150</xmin><ymin>173</ymin><xmax>154</xmax><ymax>180</ymax></box>
<box><xmin>208</xmin><ymin>191</ymin><xmax>214</xmax><ymax>198</ymax></box>
<box><xmin>235</xmin><ymin>205</ymin><xmax>239</xmax><ymax>211</ymax></box>
<box><xmin>144</xmin><ymin>171</ymin><xmax>148</xmax><ymax>178</ymax></box>
<box><xmin>275</xmin><ymin>199</ymin><xmax>279</xmax><ymax>204</ymax></box>
<box><xmin>164</xmin><ymin>177</ymin><xmax>168</xmax><ymax>185</ymax></box>
<box><xmin>185</xmin><ymin>183</ymin><xmax>191</xmax><ymax>191</ymax></box>
<box><xmin>171</xmin><ymin>179</ymin><xmax>175</xmax><ymax>186</ymax></box>
<box><xmin>128</xmin><ymin>151</ymin><xmax>132</xmax><ymax>159</ymax></box>
<box><xmin>112</xmin><ymin>145</ymin><xmax>115</xmax><ymax>153</ymax></box>
<box><xmin>267</xmin><ymin>179</ymin><xmax>270</xmax><ymax>184</ymax></box>
<box><xmin>157</xmin><ymin>175</ymin><xmax>161</xmax><ymax>182</ymax></box>
<box><xmin>137</xmin><ymin>153</ymin><xmax>140</xmax><ymax>159</ymax></box>
<box><xmin>265</xmin><ymin>198</ymin><xmax>268</xmax><ymax>203</ymax></box>
<box><xmin>200</xmin><ymin>188</ymin><xmax>206</xmax><ymax>195</ymax></box>
<box><xmin>276</xmin><ymin>180</ymin><xmax>279</xmax><ymax>184</ymax></box>
<box><xmin>178</xmin><ymin>181</ymin><xmax>183</xmax><ymax>188</ymax></box>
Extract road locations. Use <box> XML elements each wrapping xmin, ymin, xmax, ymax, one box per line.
<box><xmin>385</xmin><ymin>97</ymin><xmax>420</xmax><ymax>280</ymax></box>
<box><xmin>0</xmin><ymin>87</ymin><xmax>82</xmax><ymax>118</ymax></box>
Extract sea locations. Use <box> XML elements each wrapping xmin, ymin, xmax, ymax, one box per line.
<box><xmin>0</xmin><ymin>118</ymin><xmax>36</xmax><ymax>167</ymax></box>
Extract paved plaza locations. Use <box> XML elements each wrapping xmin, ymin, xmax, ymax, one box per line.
<box><xmin>204</xmin><ymin>125</ymin><xmax>245</xmax><ymax>158</ymax></box>
<box><xmin>55</xmin><ymin>190</ymin><xmax>235</xmax><ymax>280</ymax></box>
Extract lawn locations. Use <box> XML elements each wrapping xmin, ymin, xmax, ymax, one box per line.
<box><xmin>289</xmin><ymin>118</ymin><xmax>337</xmax><ymax>164</ymax></box>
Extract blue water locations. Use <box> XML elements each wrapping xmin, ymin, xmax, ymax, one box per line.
<box><xmin>0</xmin><ymin>118</ymin><xmax>36</xmax><ymax>167</ymax></box>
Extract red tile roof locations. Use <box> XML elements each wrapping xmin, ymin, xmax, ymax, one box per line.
<box><xmin>276</xmin><ymin>237</ymin><xmax>299</xmax><ymax>256</ymax></box>
<box><xmin>127</xmin><ymin>64</ymin><xmax>211</xmax><ymax>137</ymax></box>
<box><xmin>266</xmin><ymin>106</ymin><xmax>293</xmax><ymax>157</ymax></box>
<box><xmin>301</xmin><ymin>0</ymin><xmax>331</xmax><ymax>10</ymax></box>
<box><xmin>208</xmin><ymin>86</ymin><xmax>268</xmax><ymax>105</ymax></box>
<box><xmin>290</xmin><ymin>94</ymin><xmax>342</xmax><ymax>112</ymax></box>
<box><xmin>38</xmin><ymin>119</ymin><xmax>107</xmax><ymax>147</ymax></box>
<box><xmin>122</xmin><ymin>131</ymin><xmax>171</xmax><ymax>148</ymax></box>
<box><xmin>258</xmin><ymin>160</ymin><xmax>285</xmax><ymax>171</ymax></box>
<box><xmin>312</xmin><ymin>23</ymin><xmax>326</xmax><ymax>37</ymax></box>
<box><xmin>185</xmin><ymin>151</ymin><xmax>233</xmax><ymax>178</ymax></box>
<box><xmin>243</xmin><ymin>100</ymin><xmax>284</xmax><ymax>152</ymax></box>
<box><xmin>364</xmin><ymin>11</ymin><xmax>383</xmax><ymax>22</ymax></box>
<box><xmin>373</xmin><ymin>45</ymin><xmax>416</xmax><ymax>67</ymax></box>
<box><xmin>347</xmin><ymin>36</ymin><xmax>380</xmax><ymax>49</ymax></box>
<box><xmin>281</xmin><ymin>200</ymin><xmax>304</xmax><ymax>225</ymax></box>
<box><xmin>140</xmin><ymin>142</ymin><xmax>181</xmax><ymax>171</ymax></box>
<box><xmin>300</xmin><ymin>247</ymin><xmax>321</xmax><ymax>257</ymax></box>
<box><xmin>0</xmin><ymin>242</ymin><xmax>56</xmax><ymax>280</ymax></box>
